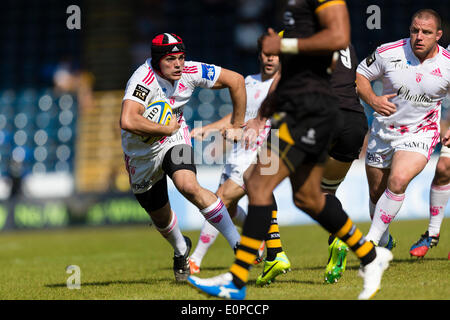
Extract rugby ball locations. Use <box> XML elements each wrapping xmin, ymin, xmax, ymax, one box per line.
<box><xmin>141</xmin><ymin>100</ymin><xmax>173</xmax><ymax>144</ymax></box>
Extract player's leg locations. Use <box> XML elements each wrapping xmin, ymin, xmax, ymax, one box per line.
<box><xmin>367</xmin><ymin>150</ymin><xmax>428</xmax><ymax>245</ymax></box>
<box><xmin>321</xmin><ymin>157</ymin><xmax>353</xmax><ymax>283</ymax></box>
<box><xmin>321</xmin><ymin>157</ymin><xmax>352</xmax><ymax>195</ymax></box>
<box><xmin>188</xmin><ymin>94</ymin><xmax>392</xmax><ymax>299</ymax></box>
<box><xmin>322</xmin><ymin>109</ymin><xmax>368</xmax><ymax>283</ymax></box>
<box><xmin>134</xmin><ymin>176</ymin><xmax>192</xmax><ymax>281</ymax></box>
<box><xmin>365</xmin><ymin>163</ymin><xmax>395</xmax><ymax>247</ymax></box>
<box><xmin>288</xmin><ymin>160</ymin><xmax>391</xmax><ymax>299</ymax></box>
<box><xmin>410</xmin><ymin>153</ymin><xmax>450</xmax><ymax>257</ymax></box>
<box><xmin>242</xmin><ymin>162</ymin><xmax>289</xmax><ymax>280</ymax></box>
<box><xmin>187</xmin><ymin>146</ymin><xmax>289</xmax><ymax>299</ymax></box>
<box><xmin>163</xmin><ymin>144</ymin><xmax>241</xmax><ymax>250</ymax></box>
<box><xmin>428</xmin><ymin>154</ymin><xmax>450</xmax><ymax>237</ymax></box>
<box><xmin>227</xmin><ymin>147</ymin><xmax>289</xmax><ymax>291</ymax></box>
<box><xmin>190</xmin><ymin>176</ymin><xmax>246</xmax><ymax>273</ymax></box>
<box><xmin>428</xmin><ymin>155</ymin><xmax>450</xmax><ymax>234</ymax></box>
<box><xmin>255</xmin><ymin>193</ymin><xmax>291</xmax><ymax>286</ymax></box>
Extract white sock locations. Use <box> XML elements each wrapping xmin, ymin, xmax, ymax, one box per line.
<box><xmin>366</xmin><ymin>189</ymin><xmax>405</xmax><ymax>245</ymax></box>
<box><xmin>155</xmin><ymin>210</ymin><xmax>187</xmax><ymax>256</ymax></box>
<box><xmin>200</xmin><ymin>197</ymin><xmax>240</xmax><ymax>249</ymax></box>
<box><xmin>232</xmin><ymin>205</ymin><xmax>247</xmax><ymax>228</ymax></box>
<box><xmin>190</xmin><ymin>220</ymin><xmax>219</xmax><ymax>267</ymax></box>
<box><xmin>370</xmin><ymin>199</ymin><xmax>391</xmax><ymax>247</ymax></box>
<box><xmin>428</xmin><ymin>183</ymin><xmax>450</xmax><ymax>236</ymax></box>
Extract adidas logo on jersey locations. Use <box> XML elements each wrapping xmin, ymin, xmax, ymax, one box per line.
<box><xmin>430</xmin><ymin>68</ymin><xmax>442</xmax><ymax>77</ymax></box>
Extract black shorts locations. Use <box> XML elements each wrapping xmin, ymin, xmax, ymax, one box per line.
<box><xmin>135</xmin><ymin>175</ymin><xmax>169</xmax><ymax>212</ymax></box>
<box><xmin>328</xmin><ymin>109</ymin><xmax>368</xmax><ymax>163</ymax></box>
<box><xmin>134</xmin><ymin>144</ymin><xmax>197</xmax><ymax>213</ymax></box>
<box><xmin>162</xmin><ymin>144</ymin><xmax>197</xmax><ymax>178</ymax></box>
<box><xmin>268</xmin><ymin>93</ymin><xmax>339</xmax><ymax>173</ymax></box>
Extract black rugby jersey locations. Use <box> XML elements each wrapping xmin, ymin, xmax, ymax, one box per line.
<box><xmin>330</xmin><ymin>44</ymin><xmax>364</xmax><ymax>113</ymax></box>
<box><xmin>277</xmin><ymin>0</ymin><xmax>347</xmax><ymax>103</ymax></box>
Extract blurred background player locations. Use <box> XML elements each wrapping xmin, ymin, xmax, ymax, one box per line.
<box><xmin>188</xmin><ymin>0</ymin><xmax>393</xmax><ymax>300</ymax></box>
<box><xmin>253</xmin><ymin>42</ymin><xmax>371</xmax><ymax>286</ymax></box>
<box><xmin>410</xmin><ymin>126</ymin><xmax>450</xmax><ymax>257</ymax></box>
<box><xmin>356</xmin><ymin>9</ymin><xmax>450</xmax><ymax>250</ymax></box>
<box><xmin>188</xmin><ymin>34</ymin><xmax>290</xmax><ymax>279</ymax></box>
<box><xmin>120</xmin><ymin>33</ymin><xmax>246</xmax><ymax>281</ymax></box>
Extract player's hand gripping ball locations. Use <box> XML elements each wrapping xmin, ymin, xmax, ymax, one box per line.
<box><xmin>141</xmin><ymin>100</ymin><xmax>173</xmax><ymax>144</ymax></box>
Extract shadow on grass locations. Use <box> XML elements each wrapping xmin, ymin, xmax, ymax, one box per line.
<box><xmin>158</xmin><ymin>266</ymin><xmax>229</xmax><ymax>272</ymax></box>
<box><xmin>295</xmin><ymin>257</ymin><xmax>449</xmax><ymax>273</ymax></box>
<box><xmin>45</xmin><ymin>278</ymin><xmax>187</xmax><ymax>288</ymax></box>
<box><xmin>248</xmin><ymin>279</ymin><xmax>320</xmax><ymax>286</ymax></box>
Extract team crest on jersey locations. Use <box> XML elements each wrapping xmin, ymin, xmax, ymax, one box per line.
<box><xmin>201</xmin><ymin>64</ymin><xmax>216</xmax><ymax>81</ymax></box>
<box><xmin>416</xmin><ymin>73</ymin><xmax>423</xmax><ymax>83</ymax></box>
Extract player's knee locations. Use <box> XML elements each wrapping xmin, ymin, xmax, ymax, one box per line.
<box><xmin>387</xmin><ymin>174</ymin><xmax>409</xmax><ymax>194</ymax></box>
<box><xmin>293</xmin><ymin>193</ymin><xmax>322</xmax><ymax>215</ymax></box>
<box><xmin>246</xmin><ymin>178</ymin><xmax>271</xmax><ymax>203</ymax></box>
<box><xmin>148</xmin><ymin>204</ymin><xmax>172</xmax><ymax>228</ymax></box>
<box><xmin>177</xmin><ymin>179</ymin><xmax>201</xmax><ymax>198</ymax></box>
<box><xmin>434</xmin><ymin>158</ymin><xmax>450</xmax><ymax>184</ymax></box>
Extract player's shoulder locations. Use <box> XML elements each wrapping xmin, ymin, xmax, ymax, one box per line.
<box><xmin>245</xmin><ymin>73</ymin><xmax>261</xmax><ymax>84</ymax></box>
<box><xmin>376</xmin><ymin>38</ymin><xmax>408</xmax><ymax>58</ymax></box>
<box><xmin>183</xmin><ymin>60</ymin><xmax>221</xmax><ymax>84</ymax></box>
<box><xmin>439</xmin><ymin>46</ymin><xmax>450</xmax><ymax>66</ymax></box>
<box><xmin>182</xmin><ymin>60</ymin><xmax>201</xmax><ymax>75</ymax></box>
<box><xmin>129</xmin><ymin>59</ymin><xmax>157</xmax><ymax>87</ymax></box>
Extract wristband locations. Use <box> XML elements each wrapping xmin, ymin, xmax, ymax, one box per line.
<box><xmin>280</xmin><ymin>38</ymin><xmax>299</xmax><ymax>54</ymax></box>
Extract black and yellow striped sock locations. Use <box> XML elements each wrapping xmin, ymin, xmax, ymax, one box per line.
<box><xmin>315</xmin><ymin>194</ymin><xmax>376</xmax><ymax>266</ymax></box>
<box><xmin>334</xmin><ymin>217</ymin><xmax>375</xmax><ymax>265</ymax></box>
<box><xmin>265</xmin><ymin>197</ymin><xmax>283</xmax><ymax>261</ymax></box>
<box><xmin>230</xmin><ymin>204</ymin><xmax>272</xmax><ymax>289</ymax></box>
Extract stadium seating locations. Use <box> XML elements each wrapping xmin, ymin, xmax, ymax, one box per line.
<box><xmin>0</xmin><ymin>89</ymin><xmax>77</xmax><ymax>179</ymax></box>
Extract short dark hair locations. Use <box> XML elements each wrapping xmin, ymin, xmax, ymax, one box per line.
<box><xmin>411</xmin><ymin>9</ymin><xmax>442</xmax><ymax>31</ymax></box>
<box><xmin>257</xmin><ymin>34</ymin><xmax>267</xmax><ymax>54</ymax></box>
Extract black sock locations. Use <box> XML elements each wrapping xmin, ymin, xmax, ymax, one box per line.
<box><xmin>230</xmin><ymin>204</ymin><xmax>272</xmax><ymax>289</ymax></box>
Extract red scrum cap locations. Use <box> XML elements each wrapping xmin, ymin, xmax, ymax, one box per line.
<box><xmin>151</xmin><ymin>33</ymin><xmax>186</xmax><ymax>70</ymax></box>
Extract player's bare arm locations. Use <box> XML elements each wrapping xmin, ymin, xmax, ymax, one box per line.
<box><xmin>243</xmin><ymin>96</ymin><xmax>273</xmax><ymax>150</ymax></box>
<box><xmin>190</xmin><ymin>113</ymin><xmax>232</xmax><ymax>141</ymax></box>
<box><xmin>120</xmin><ymin>99</ymin><xmax>180</xmax><ymax>137</ymax></box>
<box><xmin>355</xmin><ymin>72</ymin><xmax>397</xmax><ymax>116</ymax></box>
<box><xmin>262</xmin><ymin>3</ymin><xmax>350</xmax><ymax>55</ymax></box>
<box><xmin>211</xmin><ymin>68</ymin><xmax>246</xmax><ymax>141</ymax></box>
<box><xmin>442</xmin><ymin>127</ymin><xmax>450</xmax><ymax>147</ymax></box>
<box><xmin>211</xmin><ymin>68</ymin><xmax>246</xmax><ymax>128</ymax></box>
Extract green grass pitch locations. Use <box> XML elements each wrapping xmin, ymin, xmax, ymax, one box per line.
<box><xmin>0</xmin><ymin>218</ymin><xmax>448</xmax><ymax>300</ymax></box>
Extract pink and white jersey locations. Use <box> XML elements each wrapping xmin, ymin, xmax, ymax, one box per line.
<box><xmin>121</xmin><ymin>59</ymin><xmax>221</xmax><ymax>158</ymax></box>
<box><xmin>227</xmin><ymin>73</ymin><xmax>272</xmax><ymax>166</ymax></box>
<box><xmin>357</xmin><ymin>38</ymin><xmax>450</xmax><ymax>139</ymax></box>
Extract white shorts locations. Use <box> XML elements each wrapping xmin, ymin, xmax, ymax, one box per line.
<box><xmin>220</xmin><ymin>144</ymin><xmax>259</xmax><ymax>188</ymax></box>
<box><xmin>219</xmin><ymin>122</ymin><xmax>271</xmax><ymax>188</ymax></box>
<box><xmin>365</xmin><ymin>125</ymin><xmax>440</xmax><ymax>168</ymax></box>
<box><xmin>220</xmin><ymin>155</ymin><xmax>257</xmax><ymax>188</ymax></box>
<box><xmin>125</xmin><ymin>120</ymin><xmax>192</xmax><ymax>194</ymax></box>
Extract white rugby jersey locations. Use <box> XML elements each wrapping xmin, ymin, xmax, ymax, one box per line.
<box><xmin>227</xmin><ymin>73</ymin><xmax>273</xmax><ymax>164</ymax></box>
<box><xmin>357</xmin><ymin>38</ymin><xmax>450</xmax><ymax>138</ymax></box>
<box><xmin>121</xmin><ymin>59</ymin><xmax>221</xmax><ymax>158</ymax></box>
